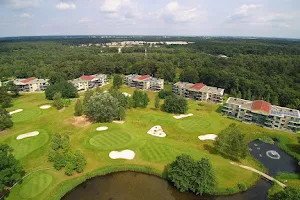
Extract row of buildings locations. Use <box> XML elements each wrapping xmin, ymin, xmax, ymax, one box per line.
<box><xmin>10</xmin><ymin>74</ymin><xmax>109</xmax><ymax>92</ymax></box>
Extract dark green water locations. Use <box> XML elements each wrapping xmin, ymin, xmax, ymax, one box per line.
<box><xmin>62</xmin><ymin>172</ymin><xmax>271</xmax><ymax>200</ymax></box>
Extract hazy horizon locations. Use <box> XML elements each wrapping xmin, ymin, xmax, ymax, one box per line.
<box><xmin>0</xmin><ymin>0</ymin><xmax>299</xmax><ymax>38</ymax></box>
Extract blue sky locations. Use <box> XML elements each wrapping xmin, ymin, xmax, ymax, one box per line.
<box><xmin>0</xmin><ymin>0</ymin><xmax>299</xmax><ymax>38</ymax></box>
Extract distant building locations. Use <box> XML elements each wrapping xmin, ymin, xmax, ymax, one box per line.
<box><xmin>172</xmin><ymin>82</ymin><xmax>224</xmax><ymax>103</ymax></box>
<box><xmin>124</xmin><ymin>74</ymin><xmax>164</xmax><ymax>91</ymax></box>
<box><xmin>223</xmin><ymin>97</ymin><xmax>300</xmax><ymax>132</ymax></box>
<box><xmin>70</xmin><ymin>74</ymin><xmax>109</xmax><ymax>91</ymax></box>
<box><xmin>13</xmin><ymin>77</ymin><xmax>49</xmax><ymax>92</ymax></box>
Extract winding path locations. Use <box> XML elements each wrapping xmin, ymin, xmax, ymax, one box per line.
<box><xmin>230</xmin><ymin>162</ymin><xmax>286</xmax><ymax>188</ymax></box>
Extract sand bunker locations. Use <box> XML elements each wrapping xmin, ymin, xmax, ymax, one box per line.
<box><xmin>40</xmin><ymin>105</ymin><xmax>51</xmax><ymax>109</ymax></box>
<box><xmin>147</xmin><ymin>125</ymin><xmax>166</xmax><ymax>137</ymax></box>
<box><xmin>173</xmin><ymin>113</ymin><xmax>193</xmax><ymax>119</ymax></box>
<box><xmin>9</xmin><ymin>109</ymin><xmax>23</xmax><ymax>115</ymax></box>
<box><xmin>17</xmin><ymin>131</ymin><xmax>39</xmax><ymax>140</ymax></box>
<box><xmin>96</xmin><ymin>126</ymin><xmax>108</xmax><ymax>131</ymax></box>
<box><xmin>198</xmin><ymin>134</ymin><xmax>217</xmax><ymax>141</ymax></box>
<box><xmin>122</xmin><ymin>92</ymin><xmax>131</xmax><ymax>97</ymax></box>
<box><xmin>113</xmin><ymin>121</ymin><xmax>125</xmax><ymax>124</ymax></box>
<box><xmin>109</xmin><ymin>150</ymin><xmax>135</xmax><ymax>160</ymax></box>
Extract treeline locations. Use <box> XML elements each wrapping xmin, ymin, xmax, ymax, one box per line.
<box><xmin>0</xmin><ymin>39</ymin><xmax>300</xmax><ymax>109</ymax></box>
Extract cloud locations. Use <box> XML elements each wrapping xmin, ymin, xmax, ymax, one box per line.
<box><xmin>20</xmin><ymin>13</ymin><xmax>33</xmax><ymax>18</ymax></box>
<box><xmin>226</xmin><ymin>4</ymin><xmax>293</xmax><ymax>28</ymax></box>
<box><xmin>56</xmin><ymin>2</ymin><xmax>76</xmax><ymax>10</ymax></box>
<box><xmin>227</xmin><ymin>4</ymin><xmax>262</xmax><ymax>23</ymax></box>
<box><xmin>100</xmin><ymin>0</ymin><xmax>131</xmax><ymax>13</ymax></box>
<box><xmin>0</xmin><ymin>0</ymin><xmax>41</xmax><ymax>9</ymax></box>
<box><xmin>79</xmin><ymin>17</ymin><xmax>90</xmax><ymax>23</ymax></box>
<box><xmin>163</xmin><ymin>1</ymin><xmax>201</xmax><ymax>23</ymax></box>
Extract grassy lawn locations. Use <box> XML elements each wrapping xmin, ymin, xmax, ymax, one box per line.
<box><xmin>1</xmin><ymin>85</ymin><xmax>299</xmax><ymax>200</ymax></box>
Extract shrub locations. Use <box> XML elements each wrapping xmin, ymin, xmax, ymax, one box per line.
<box><xmin>52</xmin><ymin>92</ymin><xmax>64</xmax><ymax>110</ymax></box>
<box><xmin>237</xmin><ymin>183</ymin><xmax>247</xmax><ymax>191</ymax></box>
<box><xmin>158</xmin><ymin>89</ymin><xmax>172</xmax><ymax>99</ymax></box>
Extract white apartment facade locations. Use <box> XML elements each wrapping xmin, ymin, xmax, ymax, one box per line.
<box><xmin>14</xmin><ymin>77</ymin><xmax>49</xmax><ymax>92</ymax></box>
<box><xmin>70</xmin><ymin>74</ymin><xmax>109</xmax><ymax>91</ymax></box>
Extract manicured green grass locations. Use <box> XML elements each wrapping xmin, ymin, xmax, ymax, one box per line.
<box><xmin>1</xmin><ymin>85</ymin><xmax>299</xmax><ymax>200</ymax></box>
<box><xmin>19</xmin><ymin>172</ymin><xmax>53</xmax><ymax>199</ymax></box>
<box><xmin>4</xmin><ymin>129</ymin><xmax>49</xmax><ymax>159</ymax></box>
<box><xmin>88</xmin><ymin>130</ymin><xmax>132</xmax><ymax>150</ymax></box>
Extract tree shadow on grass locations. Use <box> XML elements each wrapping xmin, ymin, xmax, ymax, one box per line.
<box><xmin>203</xmin><ymin>144</ymin><xmax>218</xmax><ymax>155</ymax></box>
<box><xmin>204</xmin><ymin>144</ymin><xmax>240</xmax><ymax>162</ymax></box>
<box><xmin>215</xmin><ymin>105</ymin><xmax>223</xmax><ymax>113</ymax></box>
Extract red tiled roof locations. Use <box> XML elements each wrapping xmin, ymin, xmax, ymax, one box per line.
<box><xmin>80</xmin><ymin>75</ymin><xmax>94</xmax><ymax>81</ymax></box>
<box><xmin>251</xmin><ymin>100</ymin><xmax>271</xmax><ymax>115</ymax></box>
<box><xmin>190</xmin><ymin>83</ymin><xmax>206</xmax><ymax>91</ymax></box>
<box><xmin>21</xmin><ymin>77</ymin><xmax>36</xmax><ymax>84</ymax></box>
<box><xmin>138</xmin><ymin>75</ymin><xmax>151</xmax><ymax>81</ymax></box>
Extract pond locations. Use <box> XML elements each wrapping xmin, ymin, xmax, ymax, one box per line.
<box><xmin>248</xmin><ymin>140</ymin><xmax>299</xmax><ymax>176</ymax></box>
<box><xmin>62</xmin><ymin>141</ymin><xmax>299</xmax><ymax>200</ymax></box>
<box><xmin>62</xmin><ymin>172</ymin><xmax>271</xmax><ymax>200</ymax></box>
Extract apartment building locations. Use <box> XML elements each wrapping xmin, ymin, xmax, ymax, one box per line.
<box><xmin>172</xmin><ymin>82</ymin><xmax>224</xmax><ymax>103</ymax></box>
<box><xmin>222</xmin><ymin>97</ymin><xmax>300</xmax><ymax>132</ymax></box>
<box><xmin>14</xmin><ymin>77</ymin><xmax>49</xmax><ymax>92</ymax></box>
<box><xmin>124</xmin><ymin>74</ymin><xmax>164</xmax><ymax>91</ymax></box>
<box><xmin>70</xmin><ymin>74</ymin><xmax>109</xmax><ymax>91</ymax></box>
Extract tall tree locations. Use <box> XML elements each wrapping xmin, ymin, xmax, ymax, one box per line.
<box><xmin>132</xmin><ymin>90</ymin><xmax>149</xmax><ymax>108</ymax></box>
<box><xmin>214</xmin><ymin>124</ymin><xmax>248</xmax><ymax>160</ymax></box>
<box><xmin>113</xmin><ymin>74</ymin><xmax>123</xmax><ymax>89</ymax></box>
<box><xmin>83</xmin><ymin>90</ymin><xmax>94</xmax><ymax>110</ymax></box>
<box><xmin>0</xmin><ymin>87</ymin><xmax>12</xmax><ymax>108</ymax></box>
<box><xmin>87</xmin><ymin>93</ymin><xmax>119</xmax><ymax>122</ymax></box>
<box><xmin>167</xmin><ymin>154</ymin><xmax>216</xmax><ymax>195</ymax></box>
<box><xmin>6</xmin><ymin>81</ymin><xmax>19</xmax><ymax>97</ymax></box>
<box><xmin>0</xmin><ymin>144</ymin><xmax>25</xmax><ymax>191</ymax></box>
<box><xmin>52</xmin><ymin>92</ymin><xmax>64</xmax><ymax>110</ymax></box>
<box><xmin>0</xmin><ymin>108</ymin><xmax>13</xmax><ymax>131</ymax></box>
<box><xmin>74</xmin><ymin>99</ymin><xmax>83</xmax><ymax>116</ymax></box>
<box><xmin>162</xmin><ymin>95</ymin><xmax>188</xmax><ymax>114</ymax></box>
<box><xmin>154</xmin><ymin>95</ymin><xmax>160</xmax><ymax>109</ymax></box>
<box><xmin>179</xmin><ymin>66</ymin><xmax>199</xmax><ymax>83</ymax></box>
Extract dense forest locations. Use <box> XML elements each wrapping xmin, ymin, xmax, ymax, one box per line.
<box><xmin>0</xmin><ymin>37</ymin><xmax>299</xmax><ymax>109</ymax></box>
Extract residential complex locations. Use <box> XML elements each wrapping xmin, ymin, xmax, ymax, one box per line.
<box><xmin>222</xmin><ymin>97</ymin><xmax>300</xmax><ymax>132</ymax></box>
<box><xmin>172</xmin><ymin>82</ymin><xmax>224</xmax><ymax>103</ymax></box>
<box><xmin>124</xmin><ymin>74</ymin><xmax>164</xmax><ymax>91</ymax></box>
<box><xmin>13</xmin><ymin>77</ymin><xmax>49</xmax><ymax>92</ymax></box>
<box><xmin>70</xmin><ymin>74</ymin><xmax>109</xmax><ymax>91</ymax></box>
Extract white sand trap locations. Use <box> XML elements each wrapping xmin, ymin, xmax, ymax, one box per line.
<box><xmin>173</xmin><ymin>113</ymin><xmax>193</xmax><ymax>119</ymax></box>
<box><xmin>16</xmin><ymin>131</ymin><xmax>39</xmax><ymax>140</ymax></box>
<box><xmin>40</xmin><ymin>105</ymin><xmax>51</xmax><ymax>109</ymax></box>
<box><xmin>109</xmin><ymin>150</ymin><xmax>135</xmax><ymax>160</ymax></box>
<box><xmin>96</xmin><ymin>126</ymin><xmax>108</xmax><ymax>131</ymax></box>
<box><xmin>9</xmin><ymin>109</ymin><xmax>23</xmax><ymax>115</ymax></box>
<box><xmin>122</xmin><ymin>92</ymin><xmax>131</xmax><ymax>97</ymax></box>
<box><xmin>113</xmin><ymin>121</ymin><xmax>125</xmax><ymax>124</ymax></box>
<box><xmin>198</xmin><ymin>134</ymin><xmax>217</xmax><ymax>141</ymax></box>
<box><xmin>147</xmin><ymin>125</ymin><xmax>166</xmax><ymax>137</ymax></box>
